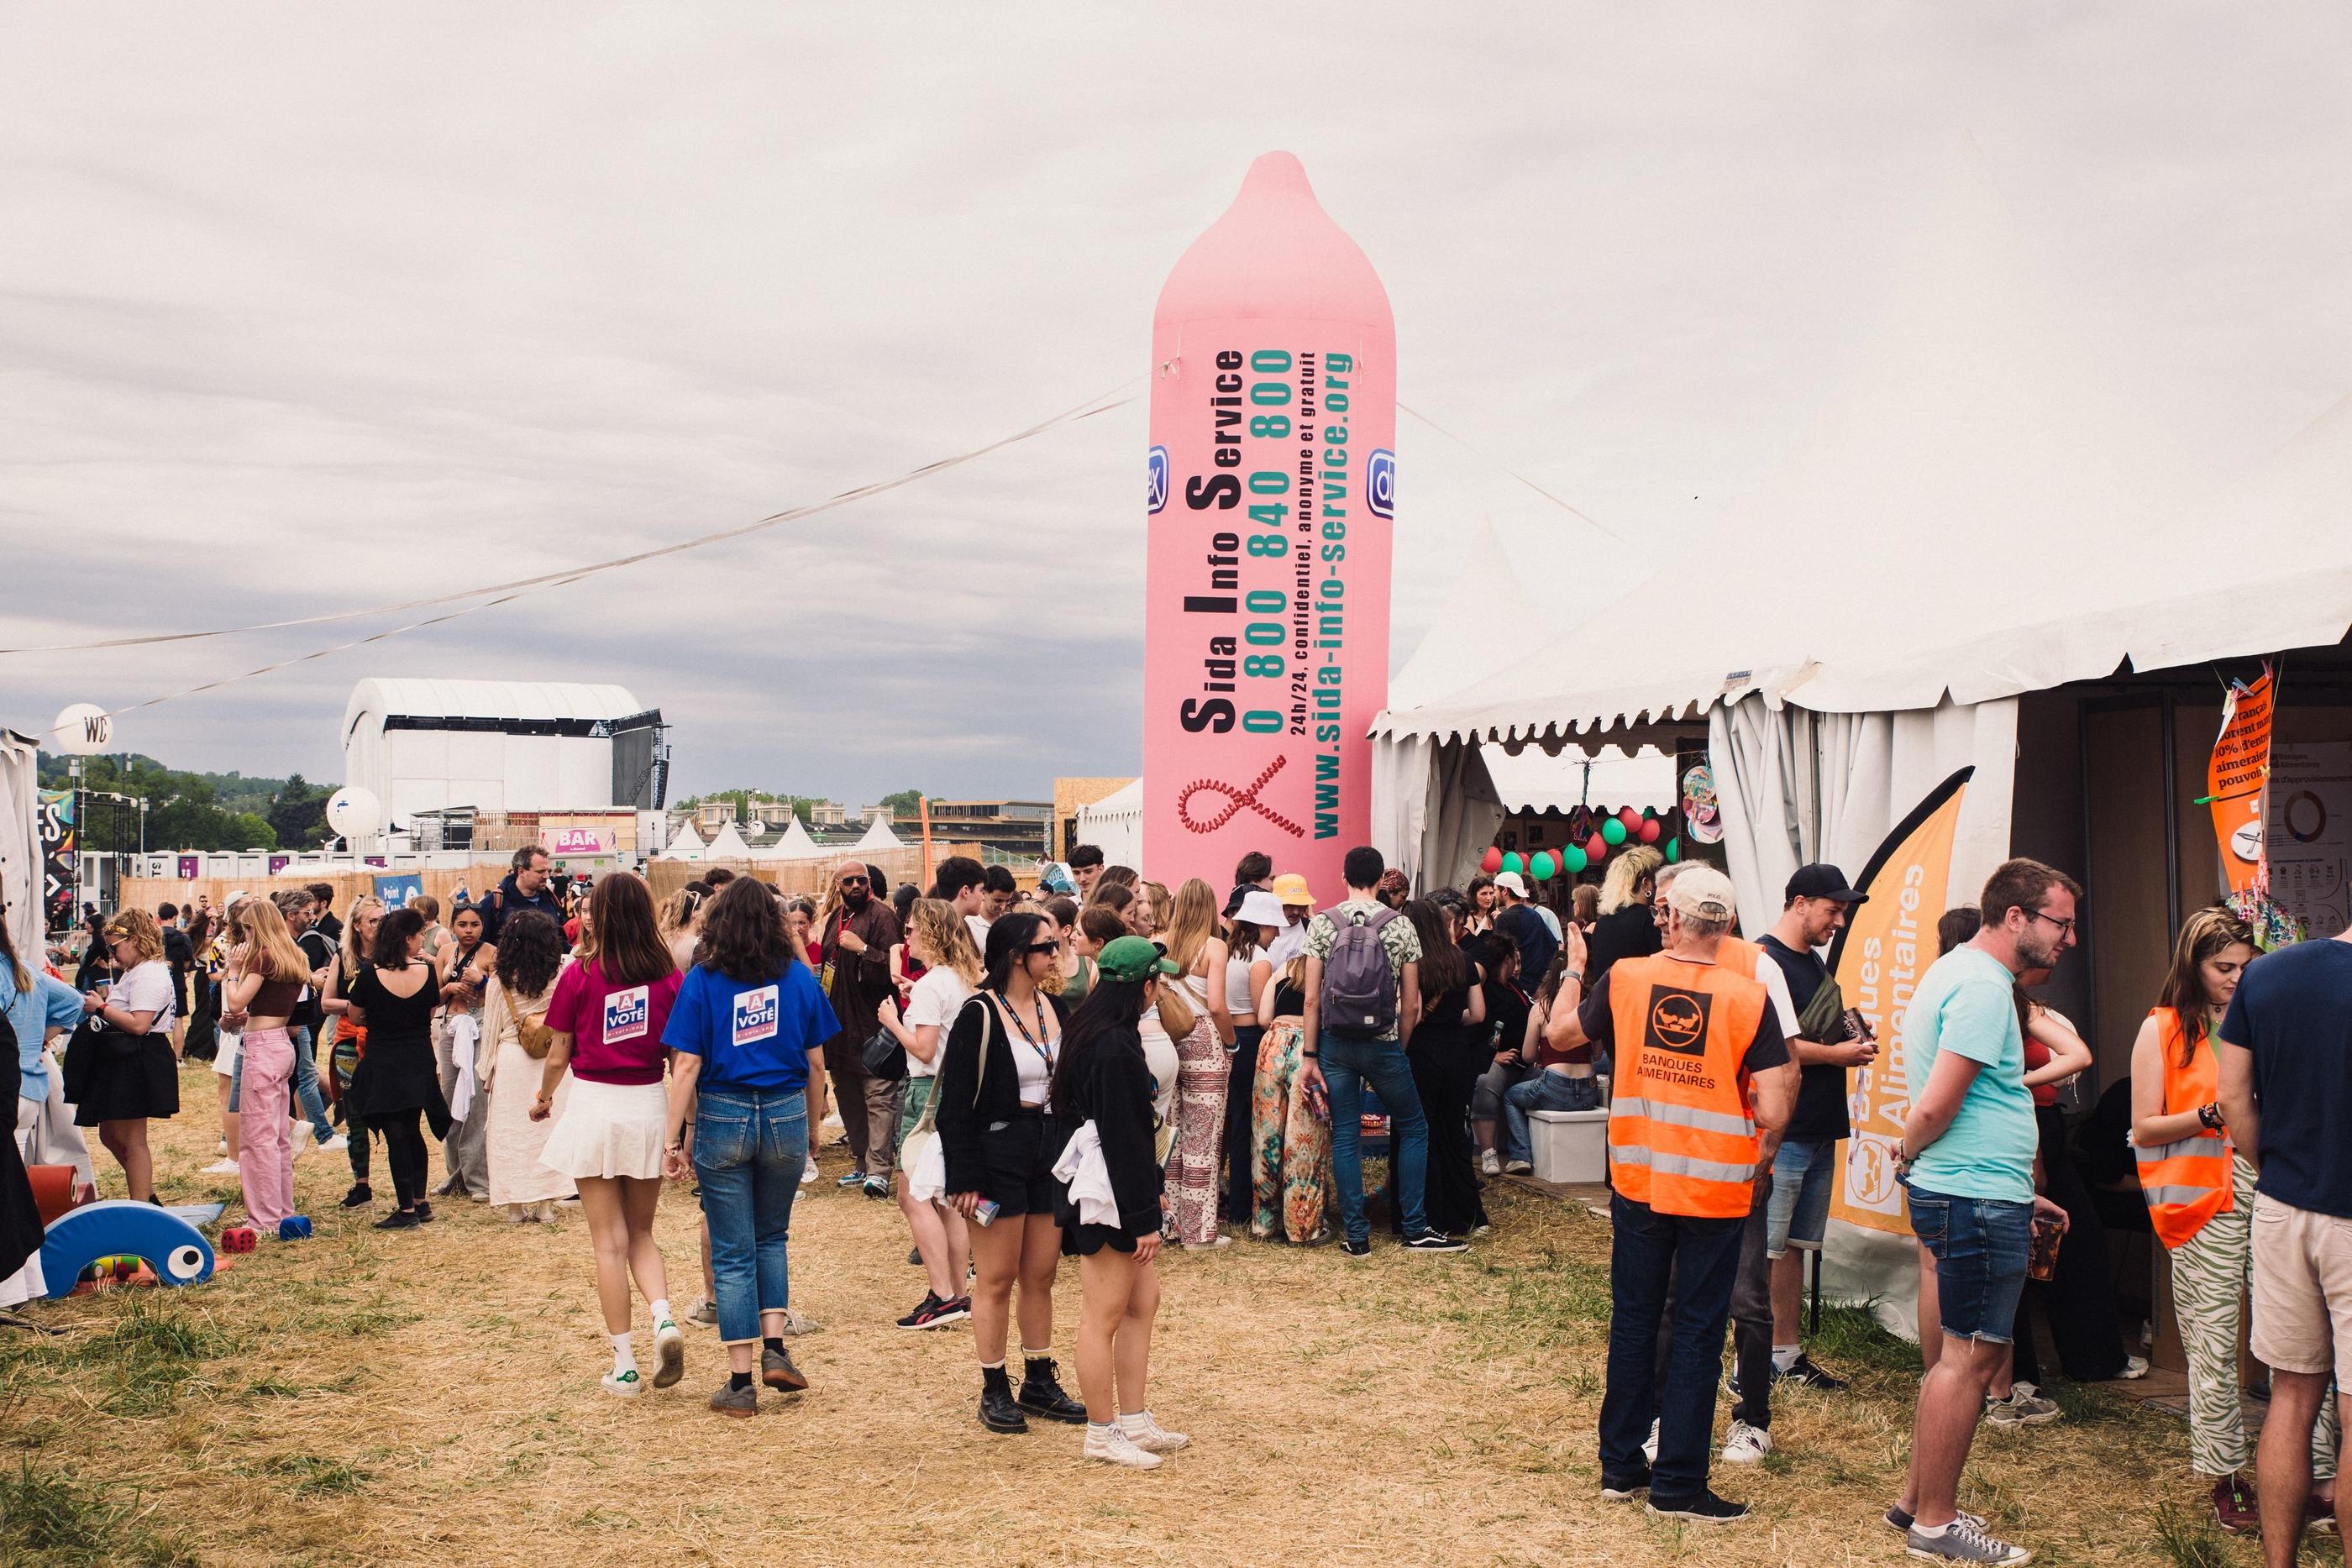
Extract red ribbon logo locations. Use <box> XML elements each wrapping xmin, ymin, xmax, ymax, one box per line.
<box><xmin>1176</xmin><ymin>755</ymin><xmax>1305</xmax><ymax>839</ymax></box>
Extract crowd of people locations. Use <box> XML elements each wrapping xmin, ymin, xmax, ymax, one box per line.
<box><xmin>6</xmin><ymin>835</ymin><xmax>2349</xmax><ymax>1547</ymax></box>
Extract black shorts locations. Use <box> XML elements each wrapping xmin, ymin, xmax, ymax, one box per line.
<box><xmin>976</xmin><ymin>1109</ymin><xmax>1068</xmax><ymax>1219</ymax></box>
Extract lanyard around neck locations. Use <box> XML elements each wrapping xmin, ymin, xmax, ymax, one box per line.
<box><xmin>994</xmin><ymin>988</ymin><xmax>1054</xmax><ymax>1072</ymax></box>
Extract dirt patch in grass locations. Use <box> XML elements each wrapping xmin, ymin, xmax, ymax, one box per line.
<box><xmin>0</xmin><ymin>1063</ymin><xmax>2325</xmax><ymax>1565</ymax></box>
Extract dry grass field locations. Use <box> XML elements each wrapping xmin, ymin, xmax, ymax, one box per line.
<box><xmin>3</xmin><ymin>1062</ymin><xmax>2340</xmax><ymax>1566</ymax></box>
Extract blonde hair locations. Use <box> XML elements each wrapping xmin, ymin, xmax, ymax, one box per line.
<box><xmin>1598</xmin><ymin>845</ymin><xmax>1665</xmax><ymax>915</ymax></box>
<box><xmin>1161</xmin><ymin>878</ymin><xmax>1219</xmax><ymax>976</ymax></box>
<box><xmin>102</xmin><ymin>908</ymin><xmax>166</xmax><ymax>964</ymax></box>
<box><xmin>1139</xmin><ymin>880</ymin><xmax>1173</xmax><ymax>935</ymax></box>
<box><xmin>910</xmin><ymin>898</ymin><xmax>984</xmax><ymax>987</ymax></box>
<box><xmin>233</xmin><ymin>897</ymin><xmax>312</xmax><ymax>984</ymax></box>
<box><xmin>341</xmin><ymin>897</ymin><xmax>385</xmax><ymax>977</ymax></box>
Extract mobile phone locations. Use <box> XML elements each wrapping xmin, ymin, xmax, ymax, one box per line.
<box><xmin>1305</xmin><ymin>1081</ymin><xmax>1331</xmax><ymax>1122</ymax></box>
<box><xmin>1840</xmin><ymin>1007</ymin><xmax>1872</xmax><ymax>1044</ymax></box>
<box><xmin>972</xmin><ymin>1198</ymin><xmax>1001</xmax><ymax>1227</ymax></box>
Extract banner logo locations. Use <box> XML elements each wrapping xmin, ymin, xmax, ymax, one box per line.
<box><xmin>1147</xmin><ymin>445</ymin><xmax>1170</xmax><ymax>514</ymax></box>
<box><xmin>603</xmin><ymin>984</ymin><xmax>649</xmax><ymax>1044</ymax></box>
<box><xmin>1643</xmin><ymin>985</ymin><xmax>1710</xmax><ymax>1054</ymax></box>
<box><xmin>1366</xmin><ymin>448</ymin><xmax>1395</xmax><ymax>518</ymax></box>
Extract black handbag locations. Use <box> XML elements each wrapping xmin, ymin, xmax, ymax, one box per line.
<box><xmin>60</xmin><ymin>1015</ymin><xmax>136</xmax><ymax>1104</ymax></box>
<box><xmin>862</xmin><ymin>1025</ymin><xmax>908</xmax><ymax>1082</ymax></box>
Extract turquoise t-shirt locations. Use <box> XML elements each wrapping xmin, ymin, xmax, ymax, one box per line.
<box><xmin>1903</xmin><ymin>946</ymin><xmax>2036</xmax><ymax>1204</ymax></box>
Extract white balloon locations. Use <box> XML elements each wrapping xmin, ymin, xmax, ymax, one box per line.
<box><xmin>48</xmin><ymin>703</ymin><xmax>113</xmax><ymax>756</ymax></box>
<box><xmin>325</xmin><ymin>786</ymin><xmax>382</xmax><ymax>840</ymax></box>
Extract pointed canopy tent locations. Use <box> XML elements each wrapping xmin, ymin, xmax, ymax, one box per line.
<box><xmin>1373</xmin><ymin>148</ymin><xmax>2352</xmax><ymax>914</ymax></box>
<box><xmin>851</xmin><ymin>815</ymin><xmax>906</xmax><ymax>852</ymax></box>
<box><xmin>704</xmin><ymin>821</ymin><xmax>753</xmax><ymax>860</ymax></box>
<box><xmin>661</xmin><ymin>822</ymin><xmax>706</xmax><ymax>861</ymax></box>
<box><xmin>750</xmin><ymin>815</ymin><xmax>827</xmax><ymax>861</ymax></box>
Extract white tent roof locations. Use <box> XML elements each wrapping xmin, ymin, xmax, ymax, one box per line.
<box><xmin>1385</xmin><ymin>518</ymin><xmax>1537</xmax><ymax>715</ymax></box>
<box><xmin>852</xmin><ymin>815</ymin><xmax>906</xmax><ymax>851</ymax></box>
<box><xmin>1478</xmin><ymin>744</ymin><xmax>1677</xmax><ymax>813</ymax></box>
<box><xmin>705</xmin><ymin>821</ymin><xmax>753</xmax><ymax>859</ymax></box>
<box><xmin>751</xmin><ymin>816</ymin><xmax>826</xmax><ymax>860</ymax></box>
<box><xmin>1374</xmin><ymin>152</ymin><xmax>2352</xmax><ymax>747</ymax></box>
<box><xmin>1074</xmin><ymin>778</ymin><xmax>1143</xmax><ymax>868</ymax></box>
<box><xmin>662</xmin><ymin>822</ymin><xmax>706</xmax><ymax>860</ymax></box>
<box><xmin>344</xmin><ymin>678</ymin><xmax>645</xmax><ymax>737</ymax></box>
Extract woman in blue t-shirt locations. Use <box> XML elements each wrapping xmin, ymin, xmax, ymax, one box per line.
<box><xmin>662</xmin><ymin>877</ymin><xmax>836</xmax><ymax>1418</ymax></box>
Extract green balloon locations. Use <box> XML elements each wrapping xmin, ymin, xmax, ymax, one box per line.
<box><xmin>1665</xmin><ymin>837</ymin><xmax>1681</xmax><ymax>863</ymax></box>
<box><xmin>1502</xmin><ymin>852</ymin><xmax>1525</xmax><ymax>875</ymax></box>
<box><xmin>1560</xmin><ymin>844</ymin><xmax>1588</xmax><ymax>874</ymax></box>
<box><xmin>1530</xmin><ymin>851</ymin><xmax>1557</xmax><ymax>882</ymax></box>
<box><xmin>1601</xmin><ymin>816</ymin><xmax>1628</xmax><ymax>847</ymax></box>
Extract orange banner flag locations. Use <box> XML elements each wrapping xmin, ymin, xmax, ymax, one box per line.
<box><xmin>2207</xmin><ymin>669</ymin><xmax>2275</xmax><ymax>896</ymax></box>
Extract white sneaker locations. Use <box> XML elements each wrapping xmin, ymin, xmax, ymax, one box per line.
<box><xmin>1479</xmin><ymin>1148</ymin><xmax>1501</xmax><ymax>1177</ymax></box>
<box><xmin>650</xmin><ymin>1320</ymin><xmax>685</xmax><ymax>1388</ymax></box>
<box><xmin>601</xmin><ymin>1368</ymin><xmax>643</xmax><ymax>1399</ymax></box>
<box><xmin>1502</xmin><ymin>1158</ymin><xmax>1533</xmax><ymax>1175</ymax></box>
<box><xmin>1121</xmin><ymin>1412</ymin><xmax>1190</xmax><ymax>1453</ymax></box>
<box><xmin>286</xmin><ymin>1125</ymin><xmax>313</xmax><ymax>1159</ymax></box>
<box><xmin>2114</xmin><ymin>1355</ymin><xmax>2150</xmax><ymax>1381</ymax></box>
<box><xmin>1084</xmin><ymin>1424</ymin><xmax>1163</xmax><ymax>1469</ymax></box>
<box><xmin>1641</xmin><ymin>1418</ymin><xmax>1660</xmax><ymax>1465</ymax></box>
<box><xmin>802</xmin><ymin>1156</ymin><xmax>819</xmax><ymax>1185</ymax></box>
<box><xmin>780</xmin><ymin>1306</ymin><xmax>820</xmax><ymax>1337</ymax></box>
<box><xmin>1721</xmin><ymin>1419</ymin><xmax>1772</xmax><ymax>1463</ymax></box>
<box><xmin>317</xmin><ymin>1133</ymin><xmax>349</xmax><ymax>1153</ymax></box>
<box><xmin>202</xmin><ymin>1158</ymin><xmax>241</xmax><ymax>1175</ymax></box>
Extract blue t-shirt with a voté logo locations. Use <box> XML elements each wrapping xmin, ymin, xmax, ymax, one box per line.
<box><xmin>663</xmin><ymin>960</ymin><xmax>834</xmax><ymax>1094</ymax></box>
<box><xmin>2221</xmin><ymin>936</ymin><xmax>2352</xmax><ymax>1219</ymax></box>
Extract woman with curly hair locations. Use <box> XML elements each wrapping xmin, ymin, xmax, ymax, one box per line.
<box><xmin>65</xmin><ymin>908</ymin><xmax>181</xmax><ymax>1202</ymax></box>
<box><xmin>480</xmin><ymin>910</ymin><xmax>574</xmax><ymax>1222</ymax></box>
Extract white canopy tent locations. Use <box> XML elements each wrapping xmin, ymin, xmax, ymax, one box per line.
<box><xmin>660</xmin><ymin>823</ymin><xmax>706</xmax><ymax>861</ymax></box>
<box><xmin>1373</xmin><ymin>150</ymin><xmax>2352</xmax><ymax>931</ymax></box>
<box><xmin>751</xmin><ymin>815</ymin><xmax>827</xmax><ymax>861</ymax></box>
<box><xmin>1073</xmin><ymin>778</ymin><xmax>1143</xmax><ymax>869</ymax></box>
<box><xmin>704</xmin><ymin>821</ymin><xmax>753</xmax><ymax>860</ymax></box>
<box><xmin>851</xmin><ymin>815</ymin><xmax>906</xmax><ymax>852</ymax></box>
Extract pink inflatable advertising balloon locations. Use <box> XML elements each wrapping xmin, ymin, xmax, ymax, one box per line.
<box><xmin>1145</xmin><ymin>152</ymin><xmax>1395</xmax><ymax>899</ymax></box>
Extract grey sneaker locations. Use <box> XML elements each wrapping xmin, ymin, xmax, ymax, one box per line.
<box><xmin>1982</xmin><ymin>1387</ymin><xmax>2060</xmax><ymax>1428</ymax></box>
<box><xmin>1904</xmin><ymin>1516</ymin><xmax>2030</xmax><ymax>1563</ymax></box>
<box><xmin>708</xmin><ymin>1379</ymin><xmax>757</xmax><ymax>1418</ymax></box>
<box><xmin>684</xmin><ymin>1299</ymin><xmax>719</xmax><ymax>1329</ymax></box>
<box><xmin>780</xmin><ymin>1306</ymin><xmax>820</xmax><ymax>1336</ymax></box>
<box><xmin>761</xmin><ymin>1346</ymin><xmax>809</xmax><ymax>1392</ymax></box>
<box><xmin>1887</xmin><ymin>1505</ymin><xmax>1987</xmax><ymax>1534</ymax></box>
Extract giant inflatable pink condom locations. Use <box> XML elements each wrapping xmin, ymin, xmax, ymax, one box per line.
<box><xmin>1143</xmin><ymin>152</ymin><xmax>1395</xmax><ymax>903</ymax></box>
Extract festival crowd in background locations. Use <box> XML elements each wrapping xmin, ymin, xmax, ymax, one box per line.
<box><xmin>7</xmin><ymin>835</ymin><xmax>2350</xmax><ymax>1564</ymax></box>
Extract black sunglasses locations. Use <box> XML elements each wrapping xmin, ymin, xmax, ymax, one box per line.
<box><xmin>1021</xmin><ymin>940</ymin><xmax>1059</xmax><ymax>956</ymax></box>
<box><xmin>838</xmin><ymin>876</ymin><xmax>868</xmax><ymax>887</ymax></box>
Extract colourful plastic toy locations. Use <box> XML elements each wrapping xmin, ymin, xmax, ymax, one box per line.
<box><xmin>220</xmin><ymin>1226</ymin><xmax>258</xmax><ymax>1254</ymax></box>
<box><xmin>39</xmin><ymin>1199</ymin><xmax>217</xmax><ymax>1300</ymax></box>
<box><xmin>277</xmin><ymin>1216</ymin><xmax>312</xmax><ymax>1240</ymax></box>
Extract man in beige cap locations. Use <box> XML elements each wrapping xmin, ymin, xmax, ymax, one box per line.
<box><xmin>1546</xmin><ymin>863</ymin><xmax>1794</xmax><ymax>1524</ymax></box>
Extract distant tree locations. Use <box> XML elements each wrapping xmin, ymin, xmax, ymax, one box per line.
<box><xmin>879</xmin><ymin>789</ymin><xmax>928</xmax><ymax>819</ymax></box>
<box><xmin>267</xmin><ymin>774</ymin><xmax>330</xmax><ymax>849</ymax></box>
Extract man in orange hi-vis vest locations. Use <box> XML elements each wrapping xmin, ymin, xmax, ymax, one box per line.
<box><xmin>1546</xmin><ymin>864</ymin><xmax>1794</xmax><ymax>1525</ymax></box>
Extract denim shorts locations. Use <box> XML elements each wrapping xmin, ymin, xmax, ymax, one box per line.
<box><xmin>1765</xmin><ymin>1136</ymin><xmax>1837</xmax><ymax>1257</ymax></box>
<box><xmin>1905</xmin><ymin>1181</ymin><xmax>2030</xmax><ymax>1344</ymax></box>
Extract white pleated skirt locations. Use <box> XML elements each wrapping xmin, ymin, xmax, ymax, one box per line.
<box><xmin>538</xmin><ymin>1078</ymin><xmax>667</xmax><ymax>1181</ymax></box>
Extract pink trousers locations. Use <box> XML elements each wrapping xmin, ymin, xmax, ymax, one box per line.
<box><xmin>238</xmin><ymin>1026</ymin><xmax>297</xmax><ymax>1230</ymax></box>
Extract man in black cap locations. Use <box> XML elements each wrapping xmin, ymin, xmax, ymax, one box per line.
<box><xmin>1760</xmin><ymin>863</ymin><xmax>1874</xmax><ymax>1391</ymax></box>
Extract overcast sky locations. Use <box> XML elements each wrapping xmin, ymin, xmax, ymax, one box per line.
<box><xmin>4</xmin><ymin>5</ymin><xmax>2347</xmax><ymax>804</ymax></box>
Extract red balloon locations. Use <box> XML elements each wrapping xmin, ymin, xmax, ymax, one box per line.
<box><xmin>1584</xmin><ymin>832</ymin><xmax>1608</xmax><ymax>862</ymax></box>
<box><xmin>1480</xmin><ymin>847</ymin><xmax>1503</xmax><ymax>874</ymax></box>
<box><xmin>1618</xmin><ymin>805</ymin><xmax>1642</xmax><ymax>831</ymax></box>
<box><xmin>1638</xmin><ymin>818</ymin><xmax>1662</xmax><ymax>844</ymax></box>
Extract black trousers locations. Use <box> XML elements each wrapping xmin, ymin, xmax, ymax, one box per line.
<box><xmin>1221</xmin><ymin>1026</ymin><xmax>1263</xmax><ymax>1225</ymax></box>
<box><xmin>1655</xmin><ymin>1174</ymin><xmax>1776</xmax><ymax>1429</ymax></box>
<box><xmin>2010</xmin><ymin>1103</ymin><xmax>2129</xmax><ymax>1384</ymax></box>
<box><xmin>373</xmin><ymin>1109</ymin><xmax>428</xmax><ymax>1209</ymax></box>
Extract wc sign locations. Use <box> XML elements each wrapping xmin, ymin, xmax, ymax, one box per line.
<box><xmin>543</xmin><ymin>826</ymin><xmax>612</xmax><ymax>857</ymax></box>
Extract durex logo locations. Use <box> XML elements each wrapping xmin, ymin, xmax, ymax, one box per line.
<box><xmin>1367</xmin><ymin>448</ymin><xmax>1395</xmax><ymax>518</ymax></box>
<box><xmin>1147</xmin><ymin>445</ymin><xmax>1169</xmax><ymax>514</ymax></box>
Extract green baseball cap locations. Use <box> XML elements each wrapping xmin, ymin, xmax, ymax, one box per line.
<box><xmin>1096</xmin><ymin>935</ymin><xmax>1179</xmax><ymax>983</ymax></box>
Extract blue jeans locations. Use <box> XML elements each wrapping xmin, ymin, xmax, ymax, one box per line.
<box><xmin>694</xmin><ymin>1087</ymin><xmax>807</xmax><ymax>1345</ymax></box>
<box><xmin>1764</xmin><ymin>1135</ymin><xmax>1837</xmax><ymax>1258</ymax></box>
<box><xmin>1499</xmin><ymin>1071</ymin><xmax>1600</xmax><ymax>1166</ymax></box>
<box><xmin>228</xmin><ymin>1025</ymin><xmax>335</xmax><ymax>1142</ymax></box>
<box><xmin>1904</xmin><ymin>1180</ymin><xmax>2030</xmax><ymax>1344</ymax></box>
<box><xmin>1320</xmin><ymin>1032</ymin><xmax>1428</xmax><ymax>1245</ymax></box>
<box><xmin>1599</xmin><ymin>1192</ymin><xmax>1745</xmax><ymax>1496</ymax></box>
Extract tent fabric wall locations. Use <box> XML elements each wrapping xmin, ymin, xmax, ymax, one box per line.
<box><xmin>1378</xmin><ymin>737</ymin><xmax>1506</xmax><ymax>894</ymax></box>
<box><xmin>2</xmin><ymin>730</ymin><xmax>40</xmax><ymax>965</ymax></box>
<box><xmin>1073</xmin><ymin>779</ymin><xmax>1142</xmax><ymax>870</ymax></box>
<box><xmin>1707</xmin><ymin>694</ymin><xmax>2019</xmax><ymax>937</ymax></box>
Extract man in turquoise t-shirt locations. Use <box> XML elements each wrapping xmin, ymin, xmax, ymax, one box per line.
<box><xmin>1891</xmin><ymin>859</ymin><xmax>2080</xmax><ymax>1567</ymax></box>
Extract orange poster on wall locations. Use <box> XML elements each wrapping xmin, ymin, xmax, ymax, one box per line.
<box><xmin>1826</xmin><ymin>768</ymin><xmax>1973</xmax><ymax>1238</ymax></box>
<box><xmin>2208</xmin><ymin>669</ymin><xmax>2275</xmax><ymax>895</ymax></box>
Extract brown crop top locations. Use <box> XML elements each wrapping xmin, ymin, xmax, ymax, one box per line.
<box><xmin>249</xmin><ymin>978</ymin><xmax>305</xmax><ymax>1017</ymax></box>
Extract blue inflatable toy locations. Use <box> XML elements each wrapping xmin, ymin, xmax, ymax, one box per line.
<box><xmin>39</xmin><ymin>1199</ymin><xmax>216</xmax><ymax>1300</ymax></box>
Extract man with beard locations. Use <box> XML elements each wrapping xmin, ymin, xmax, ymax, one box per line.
<box><xmin>820</xmin><ymin>858</ymin><xmax>904</xmax><ymax>1199</ymax></box>
<box><xmin>1890</xmin><ymin>858</ymin><xmax>2082</xmax><ymax>1566</ymax></box>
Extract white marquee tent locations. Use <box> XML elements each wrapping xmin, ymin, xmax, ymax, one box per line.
<box><xmin>752</xmin><ymin>816</ymin><xmax>827</xmax><ymax>861</ymax></box>
<box><xmin>705</xmin><ymin>821</ymin><xmax>753</xmax><ymax>860</ymax></box>
<box><xmin>1073</xmin><ymin>778</ymin><xmax>1142</xmax><ymax>869</ymax></box>
<box><xmin>852</xmin><ymin>815</ymin><xmax>906</xmax><ymax>852</ymax></box>
<box><xmin>661</xmin><ymin>823</ymin><xmax>706</xmax><ymax>862</ymax></box>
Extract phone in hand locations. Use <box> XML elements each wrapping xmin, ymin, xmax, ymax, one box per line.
<box><xmin>1840</xmin><ymin>1007</ymin><xmax>1873</xmax><ymax>1044</ymax></box>
<box><xmin>971</xmin><ymin>1198</ymin><xmax>1002</xmax><ymax>1227</ymax></box>
<box><xmin>1305</xmin><ymin>1081</ymin><xmax>1331</xmax><ymax>1122</ymax></box>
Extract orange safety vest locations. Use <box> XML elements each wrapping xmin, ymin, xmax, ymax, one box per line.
<box><xmin>2135</xmin><ymin>1007</ymin><xmax>2234</xmax><ymax>1251</ymax></box>
<box><xmin>1605</xmin><ymin>952</ymin><xmax>1768</xmax><ymax>1218</ymax></box>
<box><xmin>1718</xmin><ymin>934</ymin><xmax>1763</xmax><ymax>977</ymax></box>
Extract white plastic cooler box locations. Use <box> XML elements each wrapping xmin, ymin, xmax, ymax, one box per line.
<box><xmin>1528</xmin><ymin>1108</ymin><xmax>1609</xmax><ymax>1185</ymax></box>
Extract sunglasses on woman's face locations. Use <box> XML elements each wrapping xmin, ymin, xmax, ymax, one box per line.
<box><xmin>1021</xmin><ymin>941</ymin><xmax>1059</xmax><ymax>957</ymax></box>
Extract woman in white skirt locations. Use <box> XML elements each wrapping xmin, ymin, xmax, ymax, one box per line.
<box><xmin>481</xmin><ymin>910</ymin><xmax>575</xmax><ymax>1221</ymax></box>
<box><xmin>530</xmin><ymin>875</ymin><xmax>686</xmax><ymax>1399</ymax></box>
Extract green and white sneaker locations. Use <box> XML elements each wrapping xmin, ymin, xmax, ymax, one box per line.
<box><xmin>601</xmin><ymin>1368</ymin><xmax>643</xmax><ymax>1399</ymax></box>
<box><xmin>651</xmin><ymin>1320</ymin><xmax>685</xmax><ymax>1388</ymax></box>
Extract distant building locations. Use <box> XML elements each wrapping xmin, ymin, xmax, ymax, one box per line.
<box><xmin>809</xmin><ymin>802</ymin><xmax>848</xmax><ymax>828</ymax></box>
<box><xmin>922</xmin><ymin>799</ymin><xmax>1052</xmax><ymax>858</ymax></box>
<box><xmin>341</xmin><ymin>678</ymin><xmax>669</xmax><ymax>829</ymax></box>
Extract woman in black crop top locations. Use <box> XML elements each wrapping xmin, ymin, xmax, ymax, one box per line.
<box><xmin>342</xmin><ymin>909</ymin><xmax>450</xmax><ymax>1229</ymax></box>
<box><xmin>1242</xmin><ymin>952</ymin><xmax>1332</xmax><ymax>1245</ymax></box>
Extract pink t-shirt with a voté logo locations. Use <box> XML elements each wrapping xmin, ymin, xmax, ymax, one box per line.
<box><xmin>545</xmin><ymin>957</ymin><xmax>685</xmax><ymax>1085</ymax></box>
